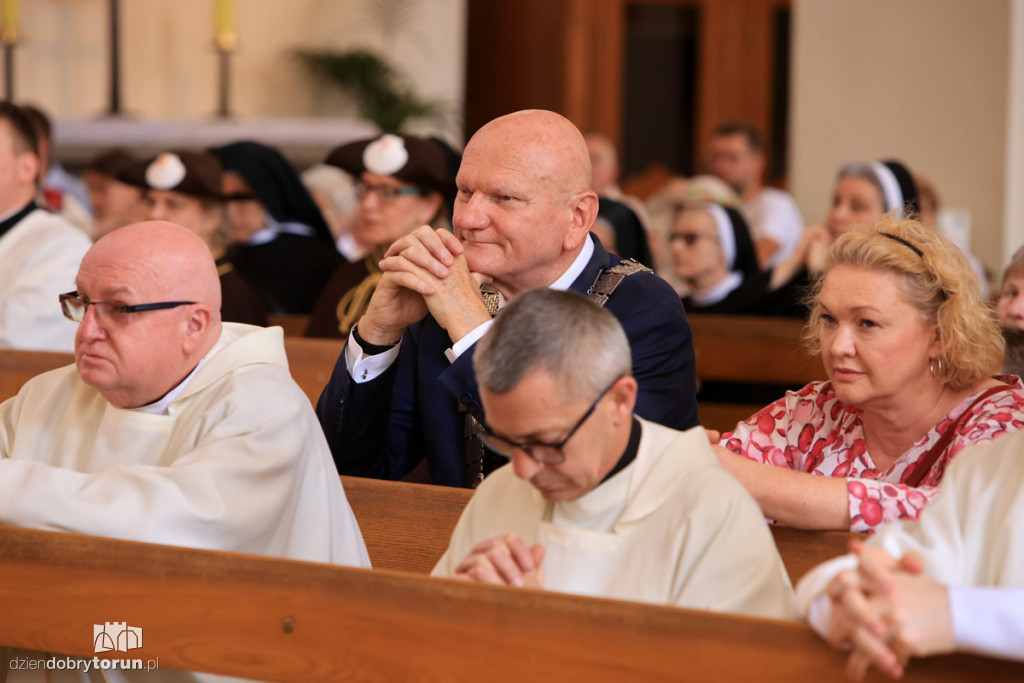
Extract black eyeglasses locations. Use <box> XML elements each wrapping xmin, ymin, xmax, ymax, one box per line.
<box><xmin>477</xmin><ymin>378</ymin><xmax>621</xmax><ymax>465</ymax></box>
<box><xmin>59</xmin><ymin>291</ymin><xmax>196</xmax><ymax>325</ymax></box>
<box><xmin>670</xmin><ymin>231</ymin><xmax>716</xmax><ymax>247</ymax></box>
<box><xmin>355</xmin><ymin>182</ymin><xmax>424</xmax><ymax>203</ymax></box>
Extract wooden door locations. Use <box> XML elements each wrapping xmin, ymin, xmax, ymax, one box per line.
<box><xmin>464</xmin><ymin>0</ymin><xmax>792</xmax><ymax>185</ymax></box>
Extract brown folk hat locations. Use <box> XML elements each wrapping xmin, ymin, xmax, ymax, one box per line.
<box><xmin>325</xmin><ymin>133</ymin><xmax>449</xmax><ymax>194</ymax></box>
<box><xmin>118</xmin><ymin>150</ymin><xmax>224</xmax><ymax>200</ymax></box>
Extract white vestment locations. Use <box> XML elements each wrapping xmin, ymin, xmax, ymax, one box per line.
<box><xmin>433</xmin><ymin>419</ymin><xmax>793</xmax><ymax>620</ymax></box>
<box><xmin>0</xmin><ymin>323</ymin><xmax>369</xmax><ymax>682</ymax></box>
<box><xmin>796</xmin><ymin>430</ymin><xmax>1024</xmax><ymax>661</ymax></box>
<box><xmin>0</xmin><ymin>208</ymin><xmax>92</xmax><ymax>352</ymax></box>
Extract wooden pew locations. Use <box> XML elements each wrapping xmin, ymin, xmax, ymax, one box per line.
<box><xmin>341</xmin><ymin>476</ymin><xmax>471</xmax><ymax>574</ymax></box>
<box><xmin>0</xmin><ymin>525</ymin><xmax>1017</xmax><ymax>681</ymax></box>
<box><xmin>266</xmin><ymin>313</ymin><xmax>310</xmax><ymax>337</ymax></box>
<box><xmin>281</xmin><ymin>336</ymin><xmax>344</xmax><ymax>406</ymax></box>
<box><xmin>0</xmin><ymin>349</ymin><xmax>73</xmax><ymax>402</ymax></box>
<box><xmin>687</xmin><ymin>314</ymin><xmax>826</xmax><ymax>432</ymax></box>
<box><xmin>340</xmin><ymin>475</ymin><xmax>861</xmax><ymax>584</ymax></box>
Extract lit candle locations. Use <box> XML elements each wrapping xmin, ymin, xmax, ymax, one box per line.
<box><xmin>0</xmin><ymin>0</ymin><xmax>19</xmax><ymax>44</ymax></box>
<box><xmin>213</xmin><ymin>0</ymin><xmax>236</xmax><ymax>51</ymax></box>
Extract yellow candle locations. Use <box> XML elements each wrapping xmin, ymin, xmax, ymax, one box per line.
<box><xmin>0</xmin><ymin>0</ymin><xmax>19</xmax><ymax>44</ymax></box>
<box><xmin>213</xmin><ymin>0</ymin><xmax>236</xmax><ymax>51</ymax></box>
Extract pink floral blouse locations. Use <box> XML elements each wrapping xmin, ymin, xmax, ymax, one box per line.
<box><xmin>720</xmin><ymin>376</ymin><xmax>1024</xmax><ymax>533</ymax></box>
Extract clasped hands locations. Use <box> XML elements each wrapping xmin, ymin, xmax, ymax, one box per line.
<box><xmin>769</xmin><ymin>225</ymin><xmax>831</xmax><ymax>288</ymax></box>
<box><xmin>356</xmin><ymin>226</ymin><xmax>493</xmax><ymax>346</ymax></box>
<box><xmin>454</xmin><ymin>533</ymin><xmax>546</xmax><ymax>589</ymax></box>
<box><xmin>824</xmin><ymin>540</ymin><xmax>954</xmax><ymax>681</ymax></box>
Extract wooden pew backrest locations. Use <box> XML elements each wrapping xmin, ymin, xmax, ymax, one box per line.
<box><xmin>339</xmin><ymin>475</ymin><xmax>864</xmax><ymax>584</ymax></box>
<box><xmin>281</xmin><ymin>336</ymin><xmax>344</xmax><ymax>406</ymax></box>
<box><xmin>267</xmin><ymin>313</ymin><xmax>310</xmax><ymax>337</ymax></box>
<box><xmin>688</xmin><ymin>314</ymin><xmax>823</xmax><ymax>385</ymax></box>
<box><xmin>688</xmin><ymin>314</ymin><xmax>825</xmax><ymax>432</ymax></box>
<box><xmin>0</xmin><ymin>524</ymin><xmax>1016</xmax><ymax>682</ymax></box>
<box><xmin>341</xmin><ymin>475</ymin><xmax>471</xmax><ymax>574</ymax></box>
<box><xmin>0</xmin><ymin>350</ymin><xmax>74</xmax><ymax>403</ymax></box>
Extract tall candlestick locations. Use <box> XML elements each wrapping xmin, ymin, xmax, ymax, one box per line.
<box><xmin>108</xmin><ymin>0</ymin><xmax>121</xmax><ymax>115</ymax></box>
<box><xmin>213</xmin><ymin>0</ymin><xmax>236</xmax><ymax>117</ymax></box>
<box><xmin>0</xmin><ymin>0</ymin><xmax>19</xmax><ymax>45</ymax></box>
<box><xmin>213</xmin><ymin>0</ymin><xmax>236</xmax><ymax>52</ymax></box>
<box><xmin>0</xmin><ymin>0</ymin><xmax>17</xmax><ymax>100</ymax></box>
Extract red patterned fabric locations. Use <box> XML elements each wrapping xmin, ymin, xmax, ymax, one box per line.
<box><xmin>42</xmin><ymin>187</ymin><xmax>63</xmax><ymax>212</ymax></box>
<box><xmin>721</xmin><ymin>376</ymin><xmax>1024</xmax><ymax>532</ymax></box>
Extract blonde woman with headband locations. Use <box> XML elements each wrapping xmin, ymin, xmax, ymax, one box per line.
<box><xmin>714</xmin><ymin>218</ymin><xmax>1024</xmax><ymax>533</ymax></box>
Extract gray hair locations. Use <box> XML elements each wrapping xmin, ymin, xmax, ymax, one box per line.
<box><xmin>474</xmin><ymin>288</ymin><xmax>631</xmax><ymax>400</ymax></box>
<box><xmin>836</xmin><ymin>161</ymin><xmax>886</xmax><ymax>206</ymax></box>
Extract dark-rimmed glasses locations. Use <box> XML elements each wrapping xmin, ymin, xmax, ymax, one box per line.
<box><xmin>355</xmin><ymin>182</ymin><xmax>424</xmax><ymax>203</ymax></box>
<box><xmin>477</xmin><ymin>378</ymin><xmax>621</xmax><ymax>465</ymax></box>
<box><xmin>59</xmin><ymin>291</ymin><xmax>196</xmax><ymax>325</ymax></box>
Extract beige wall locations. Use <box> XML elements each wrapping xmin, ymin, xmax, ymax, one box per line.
<box><xmin>790</xmin><ymin>0</ymin><xmax>1017</xmax><ymax>276</ymax></box>
<box><xmin>1007</xmin><ymin>0</ymin><xmax>1024</xmax><ymax>263</ymax></box>
<box><xmin>17</xmin><ymin>0</ymin><xmax>466</xmax><ymax>141</ymax></box>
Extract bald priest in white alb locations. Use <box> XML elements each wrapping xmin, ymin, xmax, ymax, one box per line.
<box><xmin>1</xmin><ymin>221</ymin><xmax>369</xmax><ymax>681</ymax></box>
<box><xmin>0</xmin><ymin>221</ymin><xmax>369</xmax><ymax>561</ymax></box>
<box><xmin>431</xmin><ymin>288</ymin><xmax>792</xmax><ymax>619</ymax></box>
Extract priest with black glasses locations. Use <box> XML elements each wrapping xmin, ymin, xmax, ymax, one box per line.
<box><xmin>431</xmin><ymin>288</ymin><xmax>792</xmax><ymax>619</ymax></box>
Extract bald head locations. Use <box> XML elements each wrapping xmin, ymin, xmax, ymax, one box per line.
<box><xmin>453</xmin><ymin>110</ymin><xmax>600</xmax><ymax>297</ymax></box>
<box><xmin>89</xmin><ymin>221</ymin><xmax>223</xmax><ymax>314</ymax></box>
<box><xmin>466</xmin><ymin>110</ymin><xmax>593</xmax><ymax>197</ymax></box>
<box><xmin>74</xmin><ymin>221</ymin><xmax>223</xmax><ymax>408</ymax></box>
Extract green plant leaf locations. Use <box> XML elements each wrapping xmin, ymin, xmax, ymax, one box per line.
<box><xmin>294</xmin><ymin>48</ymin><xmax>442</xmax><ymax>133</ymax></box>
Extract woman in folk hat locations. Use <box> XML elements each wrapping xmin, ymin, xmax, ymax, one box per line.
<box><xmin>125</xmin><ymin>150</ymin><xmax>268</xmax><ymax>326</ymax></box>
<box><xmin>305</xmin><ymin>134</ymin><xmax>450</xmax><ymax>339</ymax></box>
<box><xmin>82</xmin><ymin>149</ymin><xmax>148</xmax><ymax>240</ymax></box>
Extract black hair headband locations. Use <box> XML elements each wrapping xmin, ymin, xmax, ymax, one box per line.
<box><xmin>880</xmin><ymin>231</ymin><xmax>947</xmax><ymax>300</ymax></box>
<box><xmin>880</xmin><ymin>232</ymin><xmax>923</xmax><ymax>258</ymax></box>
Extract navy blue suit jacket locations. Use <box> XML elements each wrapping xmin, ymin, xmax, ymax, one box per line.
<box><xmin>316</xmin><ymin>237</ymin><xmax>699</xmax><ymax>487</ymax></box>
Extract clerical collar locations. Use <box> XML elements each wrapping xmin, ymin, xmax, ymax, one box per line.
<box><xmin>133</xmin><ymin>358</ymin><xmax>205</xmax><ymax>415</ymax></box>
<box><xmin>0</xmin><ymin>201</ymin><xmax>38</xmax><ymax>241</ymax></box>
<box><xmin>601</xmin><ymin>417</ymin><xmax>642</xmax><ymax>483</ymax></box>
